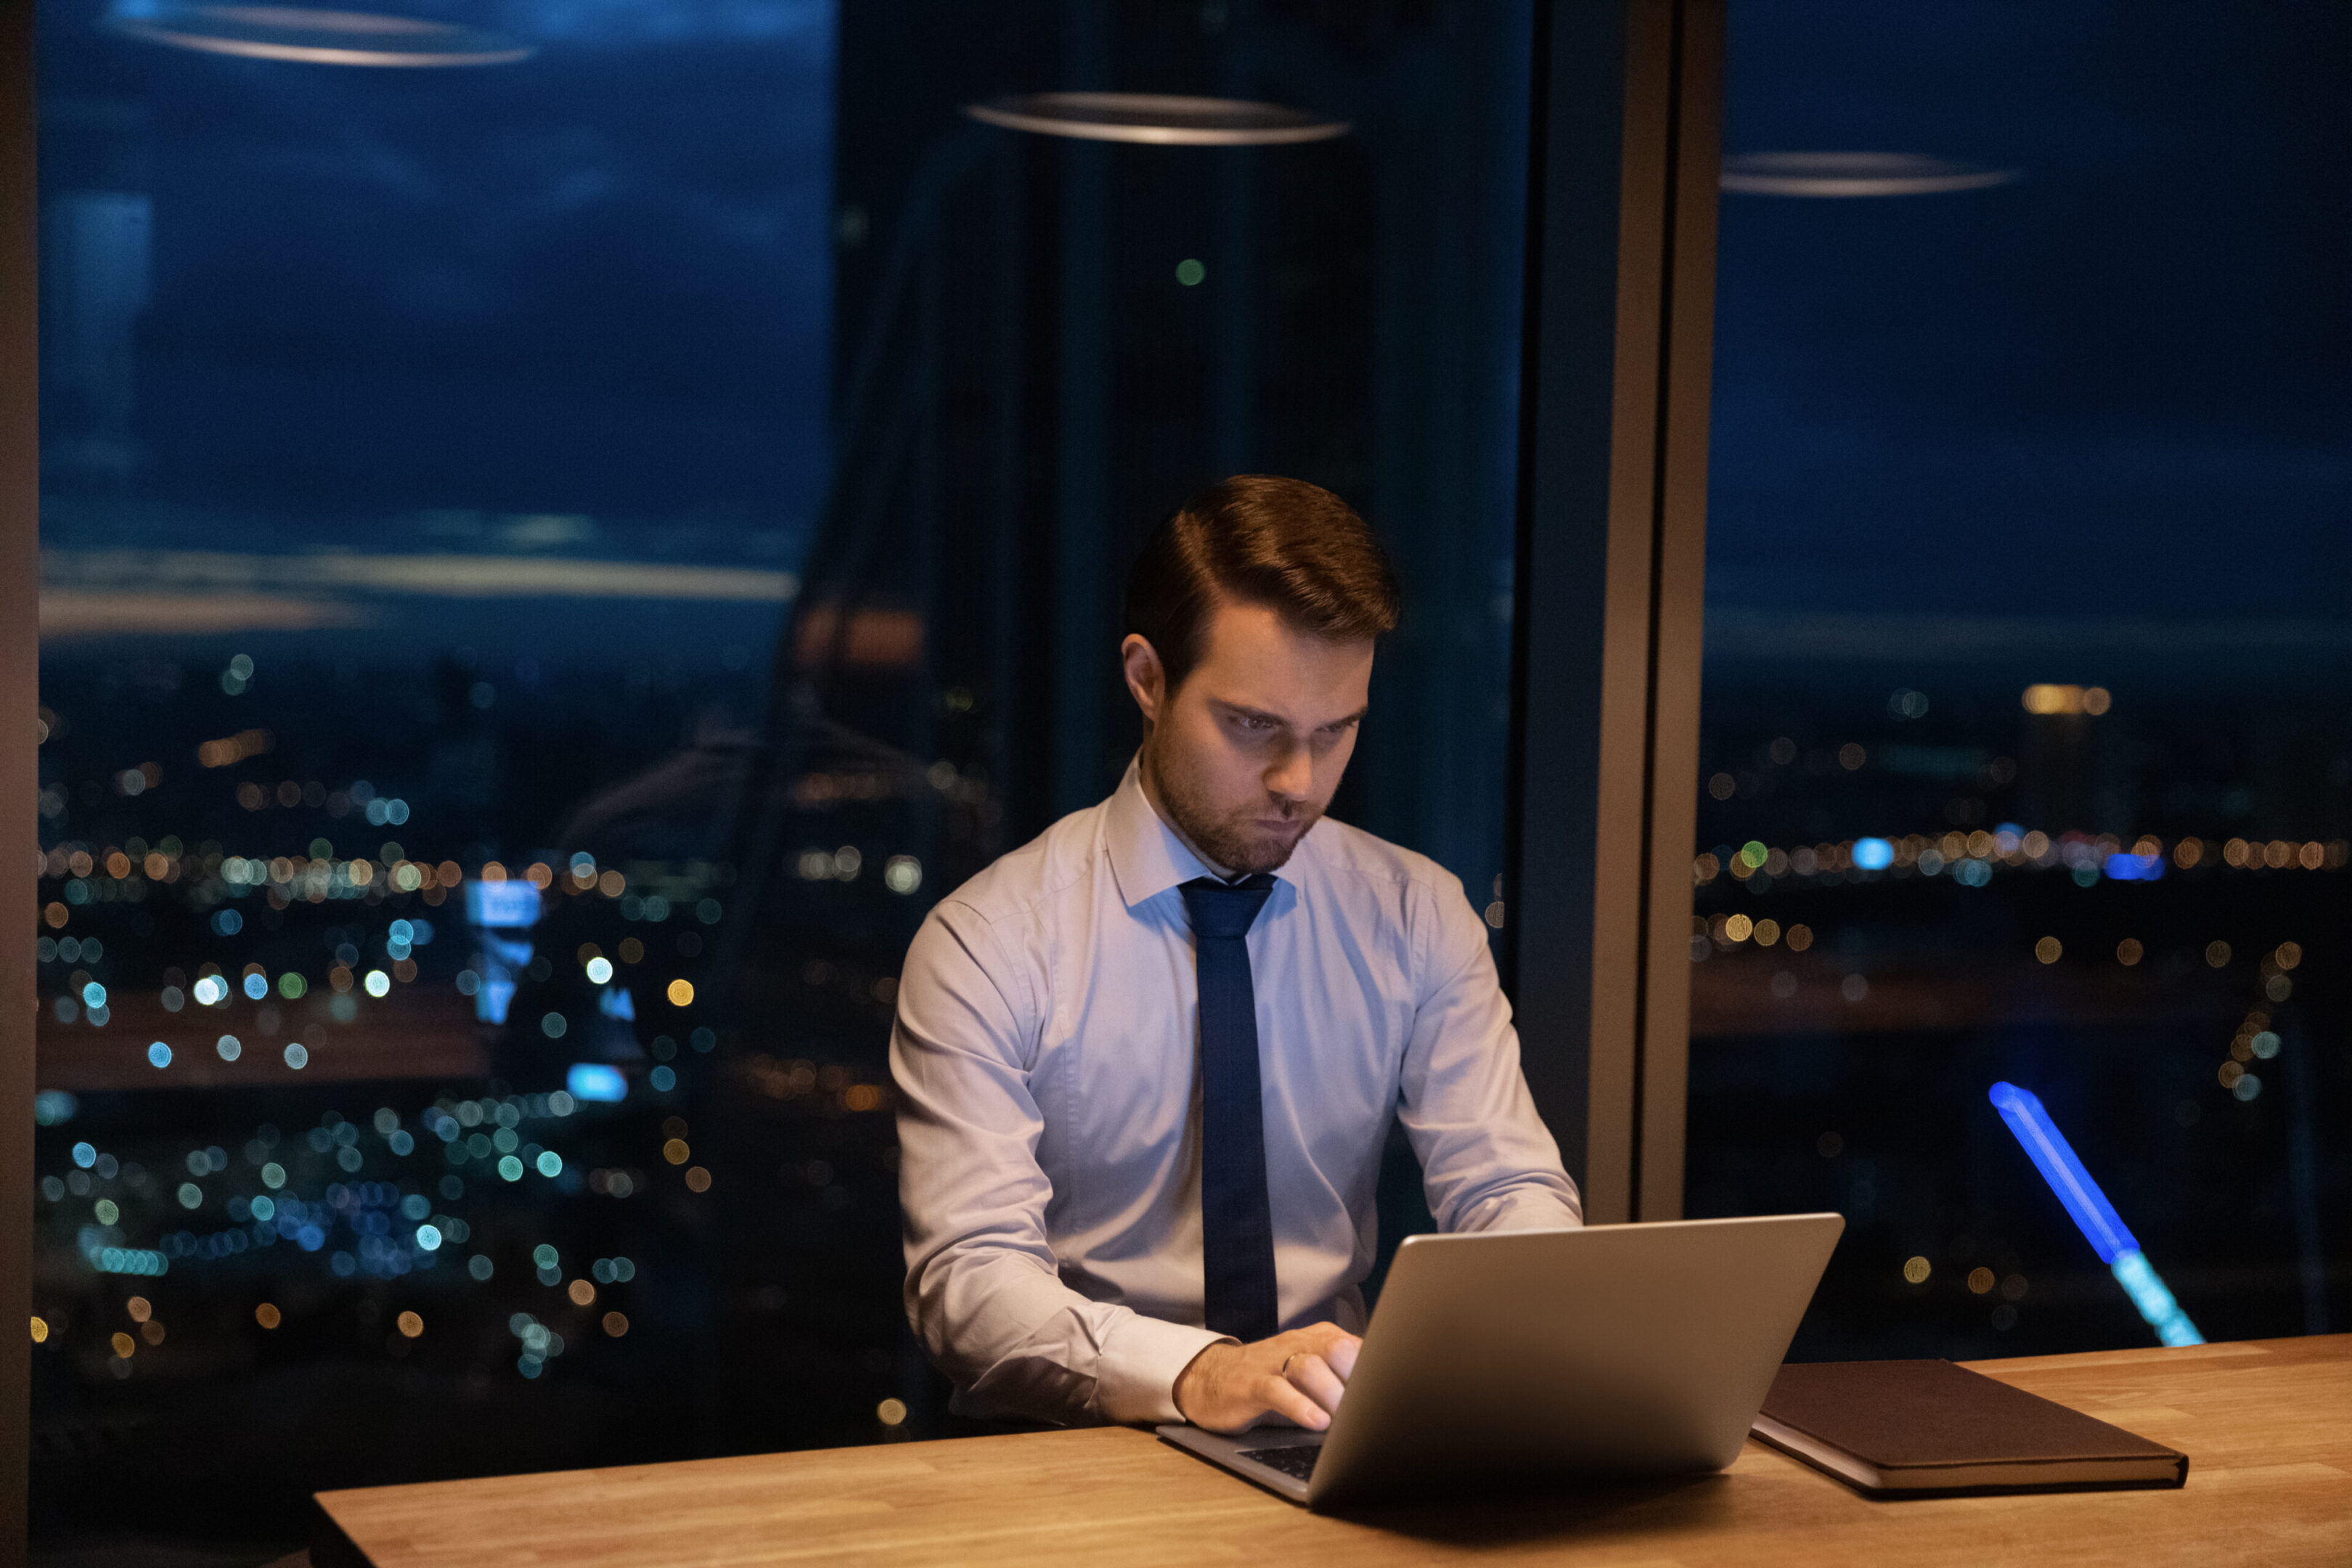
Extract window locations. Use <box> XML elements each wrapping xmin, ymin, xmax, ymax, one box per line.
<box><xmin>30</xmin><ymin>1</ymin><xmax>1534</xmax><ymax>1546</ymax></box>
<box><xmin>1691</xmin><ymin>1</ymin><xmax>2350</xmax><ymax>1357</ymax></box>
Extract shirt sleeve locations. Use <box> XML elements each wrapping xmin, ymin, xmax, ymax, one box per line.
<box><xmin>891</xmin><ymin>899</ymin><xmax>1230</xmax><ymax>1426</ymax></box>
<box><xmin>1395</xmin><ymin>876</ymin><xmax>1585</xmax><ymax>1234</ymax></box>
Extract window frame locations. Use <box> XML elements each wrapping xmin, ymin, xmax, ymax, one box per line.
<box><xmin>1504</xmin><ymin>0</ymin><xmax>1720</xmax><ymax>1225</ymax></box>
<box><xmin>3</xmin><ymin>0</ymin><xmax>38</xmax><ymax>1537</ymax></box>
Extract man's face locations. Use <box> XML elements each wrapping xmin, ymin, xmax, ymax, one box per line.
<box><xmin>1123</xmin><ymin>600</ymin><xmax>1373</xmax><ymax>875</ymax></box>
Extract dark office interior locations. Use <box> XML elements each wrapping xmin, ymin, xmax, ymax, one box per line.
<box><xmin>5</xmin><ymin>1</ymin><xmax>2348</xmax><ymax>1563</ymax></box>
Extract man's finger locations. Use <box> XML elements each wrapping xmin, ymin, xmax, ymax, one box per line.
<box><xmin>1284</xmin><ymin>1351</ymin><xmax>1347</xmax><ymax>1414</ymax></box>
<box><xmin>1257</xmin><ymin>1373</ymin><xmax>1331</xmax><ymax>1431</ymax></box>
<box><xmin>1320</xmin><ymin>1334</ymin><xmax>1360</xmax><ymax>1381</ymax></box>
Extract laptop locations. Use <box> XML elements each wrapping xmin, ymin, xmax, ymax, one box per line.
<box><xmin>1157</xmin><ymin>1212</ymin><xmax>1844</xmax><ymax>1511</ymax></box>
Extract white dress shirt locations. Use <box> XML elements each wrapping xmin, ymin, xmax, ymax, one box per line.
<box><xmin>891</xmin><ymin>760</ymin><xmax>1582</xmax><ymax>1426</ymax></box>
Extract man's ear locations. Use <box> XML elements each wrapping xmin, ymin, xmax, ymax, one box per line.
<box><xmin>1121</xmin><ymin>634</ymin><xmax>1166</xmax><ymax>727</ymax></box>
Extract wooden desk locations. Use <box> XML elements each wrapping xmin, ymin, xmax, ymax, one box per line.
<box><xmin>314</xmin><ymin>1334</ymin><xmax>2352</xmax><ymax>1567</ymax></box>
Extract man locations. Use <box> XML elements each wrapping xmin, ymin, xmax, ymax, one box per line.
<box><xmin>892</xmin><ymin>475</ymin><xmax>1580</xmax><ymax>1436</ymax></box>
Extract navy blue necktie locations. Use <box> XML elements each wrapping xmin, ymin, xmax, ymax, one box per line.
<box><xmin>1180</xmin><ymin>874</ymin><xmax>1281</xmax><ymax>1344</ymax></box>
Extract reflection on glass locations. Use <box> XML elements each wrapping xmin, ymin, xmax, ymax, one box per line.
<box><xmin>33</xmin><ymin>0</ymin><xmax>832</xmax><ymax>1542</ymax></box>
<box><xmin>1690</xmin><ymin>2</ymin><xmax>2349</xmax><ymax>1361</ymax></box>
<box><xmin>1718</xmin><ymin>151</ymin><xmax>2016</xmax><ymax>197</ymax></box>
<box><xmin>102</xmin><ymin>3</ymin><xmax>534</xmax><ymax>68</ymax></box>
<box><xmin>965</xmin><ymin>92</ymin><xmax>1349</xmax><ymax>147</ymax></box>
<box><xmin>30</xmin><ymin>0</ymin><xmax>1535</xmax><ymax>1553</ymax></box>
<box><xmin>1988</xmin><ymin>1081</ymin><xmax>2202</xmax><ymax>1347</ymax></box>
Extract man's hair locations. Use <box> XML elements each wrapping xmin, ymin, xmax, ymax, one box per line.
<box><xmin>1124</xmin><ymin>475</ymin><xmax>1400</xmax><ymax>694</ymax></box>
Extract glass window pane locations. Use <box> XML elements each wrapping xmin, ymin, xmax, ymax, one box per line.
<box><xmin>1694</xmin><ymin>2</ymin><xmax>2351</xmax><ymax>1357</ymax></box>
<box><xmin>31</xmin><ymin>1</ymin><xmax>1531</xmax><ymax>1545</ymax></box>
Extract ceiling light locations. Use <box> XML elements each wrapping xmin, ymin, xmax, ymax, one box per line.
<box><xmin>104</xmin><ymin>4</ymin><xmax>533</xmax><ymax>67</ymax></box>
<box><xmin>1720</xmin><ymin>152</ymin><xmax>2017</xmax><ymax>198</ymax></box>
<box><xmin>965</xmin><ymin>92</ymin><xmax>1347</xmax><ymax>147</ymax></box>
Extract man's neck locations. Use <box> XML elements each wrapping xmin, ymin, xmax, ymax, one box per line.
<box><xmin>1135</xmin><ymin>746</ymin><xmax>1241</xmax><ymax>881</ymax></box>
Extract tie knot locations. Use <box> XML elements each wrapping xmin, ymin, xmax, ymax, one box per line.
<box><xmin>1180</xmin><ymin>875</ymin><xmax>1275</xmax><ymax>940</ymax></box>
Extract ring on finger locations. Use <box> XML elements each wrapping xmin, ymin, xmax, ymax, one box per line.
<box><xmin>1280</xmin><ymin>1353</ymin><xmax>1299</xmax><ymax>1378</ymax></box>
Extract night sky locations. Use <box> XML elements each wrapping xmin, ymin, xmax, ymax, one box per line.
<box><xmin>1711</xmin><ymin>0</ymin><xmax>2351</xmax><ymax>629</ymax></box>
<box><xmin>39</xmin><ymin>0</ymin><xmax>835</xmax><ymax>541</ymax></box>
<box><xmin>44</xmin><ymin>0</ymin><xmax>2348</xmax><ymax>623</ymax></box>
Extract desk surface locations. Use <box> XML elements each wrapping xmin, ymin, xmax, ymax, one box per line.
<box><xmin>314</xmin><ymin>1334</ymin><xmax>2352</xmax><ymax>1567</ymax></box>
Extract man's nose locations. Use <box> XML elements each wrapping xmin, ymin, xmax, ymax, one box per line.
<box><xmin>1266</xmin><ymin>743</ymin><xmax>1313</xmax><ymax>802</ymax></box>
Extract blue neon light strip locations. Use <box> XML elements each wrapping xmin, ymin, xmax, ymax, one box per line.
<box><xmin>1988</xmin><ymin>1082</ymin><xmax>2136</xmax><ymax>1262</ymax></box>
<box><xmin>1987</xmin><ymin>1081</ymin><xmax>2203</xmax><ymax>1347</ymax></box>
<box><xmin>2111</xmin><ymin>1251</ymin><xmax>2202</xmax><ymax>1348</ymax></box>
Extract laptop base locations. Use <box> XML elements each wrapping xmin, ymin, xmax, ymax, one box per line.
<box><xmin>1156</xmin><ymin>1424</ymin><xmax>1322</xmax><ymax>1506</ymax></box>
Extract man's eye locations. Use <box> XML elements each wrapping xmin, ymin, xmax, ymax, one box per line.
<box><xmin>1233</xmin><ymin>714</ymin><xmax>1276</xmax><ymax>733</ymax></box>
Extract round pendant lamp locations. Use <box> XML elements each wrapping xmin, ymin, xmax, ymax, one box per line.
<box><xmin>104</xmin><ymin>3</ymin><xmax>534</xmax><ymax>67</ymax></box>
<box><xmin>1721</xmin><ymin>152</ymin><xmax>2017</xmax><ymax>198</ymax></box>
<box><xmin>965</xmin><ymin>92</ymin><xmax>1348</xmax><ymax>147</ymax></box>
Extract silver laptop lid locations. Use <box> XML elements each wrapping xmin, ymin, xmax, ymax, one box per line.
<box><xmin>1307</xmin><ymin>1213</ymin><xmax>1844</xmax><ymax>1507</ymax></box>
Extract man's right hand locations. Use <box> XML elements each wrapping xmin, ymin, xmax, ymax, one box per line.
<box><xmin>1172</xmin><ymin>1322</ymin><xmax>1361</xmax><ymax>1434</ymax></box>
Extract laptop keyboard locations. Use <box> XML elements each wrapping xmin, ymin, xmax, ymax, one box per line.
<box><xmin>1240</xmin><ymin>1444</ymin><xmax>1323</xmax><ymax>1481</ymax></box>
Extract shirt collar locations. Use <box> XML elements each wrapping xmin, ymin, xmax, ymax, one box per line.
<box><xmin>1103</xmin><ymin>756</ymin><xmax>1309</xmax><ymax>910</ymax></box>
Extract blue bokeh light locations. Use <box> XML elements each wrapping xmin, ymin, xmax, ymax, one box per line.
<box><xmin>467</xmin><ymin>881</ymin><xmax>542</xmax><ymax>927</ymax></box>
<box><xmin>566</xmin><ymin>1063</ymin><xmax>628</xmax><ymax>1102</ymax></box>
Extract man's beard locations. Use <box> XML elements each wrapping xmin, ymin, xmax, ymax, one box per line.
<box><xmin>1141</xmin><ymin>727</ymin><xmax>1322</xmax><ymax>875</ymax></box>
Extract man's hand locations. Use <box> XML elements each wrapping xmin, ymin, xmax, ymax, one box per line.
<box><xmin>1172</xmin><ymin>1323</ymin><xmax>1361</xmax><ymax>1434</ymax></box>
